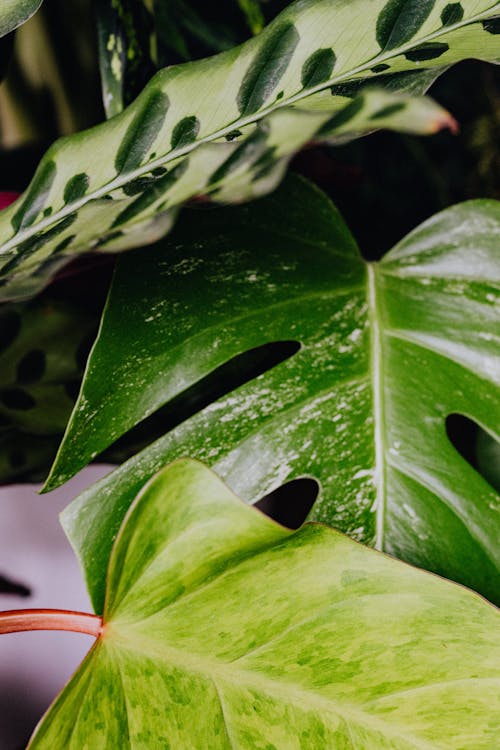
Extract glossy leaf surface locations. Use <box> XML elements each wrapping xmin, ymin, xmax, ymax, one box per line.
<box><xmin>52</xmin><ymin>176</ymin><xmax>500</xmax><ymax>611</ymax></box>
<box><xmin>0</xmin><ymin>0</ymin><xmax>42</xmax><ymax>38</ymax></box>
<box><xmin>30</xmin><ymin>460</ymin><xmax>500</xmax><ymax>749</ymax></box>
<box><xmin>1</xmin><ymin>0</ymin><xmax>500</xmax><ymax>298</ymax></box>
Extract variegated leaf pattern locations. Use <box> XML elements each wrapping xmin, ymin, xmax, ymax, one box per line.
<box><xmin>0</xmin><ymin>296</ymin><xmax>96</xmax><ymax>483</ymax></box>
<box><xmin>0</xmin><ymin>0</ymin><xmax>42</xmax><ymax>38</ymax></box>
<box><xmin>1</xmin><ymin>0</ymin><xmax>500</xmax><ymax>299</ymax></box>
<box><xmin>28</xmin><ymin>460</ymin><xmax>500</xmax><ymax>749</ymax></box>
<box><xmin>96</xmin><ymin>0</ymin><xmax>269</xmax><ymax>118</ymax></box>
<box><xmin>96</xmin><ymin>0</ymin><xmax>156</xmax><ymax>118</ymax></box>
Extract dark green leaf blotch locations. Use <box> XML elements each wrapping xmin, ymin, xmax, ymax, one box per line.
<box><xmin>63</xmin><ymin>173</ymin><xmax>90</xmax><ymax>204</ymax></box>
<box><xmin>112</xmin><ymin>161</ymin><xmax>189</xmax><ymax>227</ymax></box>
<box><xmin>1</xmin><ymin>388</ymin><xmax>36</xmax><ymax>410</ymax></box>
<box><xmin>404</xmin><ymin>42</ymin><xmax>449</xmax><ymax>62</ymax></box>
<box><xmin>115</xmin><ymin>90</ymin><xmax>169</xmax><ymax>173</ymax></box>
<box><xmin>208</xmin><ymin>126</ymin><xmax>269</xmax><ymax>185</ymax></box>
<box><xmin>318</xmin><ymin>96</ymin><xmax>365</xmax><ymax>135</ymax></box>
<box><xmin>1</xmin><ymin>213</ymin><xmax>77</xmax><ymax>277</ymax></box>
<box><xmin>237</xmin><ymin>23</ymin><xmax>299</xmax><ymax>115</ymax></box>
<box><xmin>171</xmin><ymin>116</ymin><xmax>200</xmax><ymax>149</ymax></box>
<box><xmin>301</xmin><ymin>49</ymin><xmax>336</xmax><ymax>88</ymax></box>
<box><xmin>11</xmin><ymin>160</ymin><xmax>57</xmax><ymax>233</ymax></box>
<box><xmin>440</xmin><ymin>3</ymin><xmax>464</xmax><ymax>25</ymax></box>
<box><xmin>123</xmin><ymin>177</ymin><xmax>156</xmax><ymax>196</ymax></box>
<box><xmin>0</xmin><ymin>310</ymin><xmax>21</xmax><ymax>353</ymax></box>
<box><xmin>483</xmin><ymin>18</ymin><xmax>500</xmax><ymax>35</ymax></box>
<box><xmin>376</xmin><ymin>0</ymin><xmax>436</xmax><ymax>50</ymax></box>
<box><xmin>370</xmin><ymin>102</ymin><xmax>406</xmax><ymax>120</ymax></box>
<box><xmin>17</xmin><ymin>350</ymin><xmax>46</xmax><ymax>384</ymax></box>
<box><xmin>53</xmin><ymin>235</ymin><xmax>76</xmax><ymax>254</ymax></box>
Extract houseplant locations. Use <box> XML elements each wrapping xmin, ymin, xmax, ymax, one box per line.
<box><xmin>1</xmin><ymin>1</ymin><xmax>499</xmax><ymax>746</ymax></box>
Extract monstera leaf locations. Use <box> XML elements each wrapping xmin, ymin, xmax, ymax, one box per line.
<box><xmin>1</xmin><ymin>0</ymin><xmax>500</xmax><ymax>299</ymax></box>
<box><xmin>0</xmin><ymin>296</ymin><xmax>96</xmax><ymax>483</ymax></box>
<box><xmin>47</xmin><ymin>176</ymin><xmax>500</xmax><ymax>611</ymax></box>
<box><xmin>0</xmin><ymin>0</ymin><xmax>42</xmax><ymax>38</ymax></box>
<box><xmin>29</xmin><ymin>459</ymin><xmax>500</xmax><ymax>749</ymax></box>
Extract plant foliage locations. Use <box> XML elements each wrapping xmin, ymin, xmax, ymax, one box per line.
<box><xmin>46</xmin><ymin>176</ymin><xmax>500</xmax><ymax>611</ymax></box>
<box><xmin>0</xmin><ymin>0</ymin><xmax>43</xmax><ymax>39</ymax></box>
<box><xmin>29</xmin><ymin>459</ymin><xmax>500</xmax><ymax>749</ymax></box>
<box><xmin>1</xmin><ymin>0</ymin><xmax>499</xmax><ymax>299</ymax></box>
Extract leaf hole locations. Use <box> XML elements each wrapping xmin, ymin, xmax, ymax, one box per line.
<box><xmin>446</xmin><ymin>414</ymin><xmax>500</xmax><ymax>493</ymax></box>
<box><xmin>255</xmin><ymin>477</ymin><xmax>320</xmax><ymax>530</ymax></box>
<box><xmin>105</xmin><ymin>340</ymin><xmax>301</xmax><ymax>458</ymax></box>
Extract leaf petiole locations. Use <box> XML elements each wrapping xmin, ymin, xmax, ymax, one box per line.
<box><xmin>0</xmin><ymin>609</ymin><xmax>101</xmax><ymax>637</ymax></box>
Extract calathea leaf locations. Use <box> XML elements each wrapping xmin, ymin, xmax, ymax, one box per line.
<box><xmin>48</xmin><ymin>176</ymin><xmax>500</xmax><ymax>611</ymax></box>
<box><xmin>95</xmin><ymin>0</ymin><xmax>156</xmax><ymax>118</ymax></box>
<box><xmin>96</xmin><ymin>0</ymin><xmax>292</xmax><ymax>118</ymax></box>
<box><xmin>0</xmin><ymin>296</ymin><xmax>96</xmax><ymax>483</ymax></box>
<box><xmin>0</xmin><ymin>0</ymin><xmax>42</xmax><ymax>38</ymax></box>
<box><xmin>1</xmin><ymin>0</ymin><xmax>500</xmax><ymax>299</ymax></box>
<box><xmin>29</xmin><ymin>459</ymin><xmax>500</xmax><ymax>749</ymax></box>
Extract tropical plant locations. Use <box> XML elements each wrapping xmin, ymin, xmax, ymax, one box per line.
<box><xmin>0</xmin><ymin>1</ymin><xmax>499</xmax><ymax>748</ymax></box>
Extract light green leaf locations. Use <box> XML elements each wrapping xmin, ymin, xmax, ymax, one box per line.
<box><xmin>29</xmin><ymin>459</ymin><xmax>500</xmax><ymax>749</ymax></box>
<box><xmin>1</xmin><ymin>0</ymin><xmax>500</xmax><ymax>299</ymax></box>
<box><xmin>0</xmin><ymin>0</ymin><xmax>42</xmax><ymax>38</ymax></box>
<box><xmin>50</xmin><ymin>176</ymin><xmax>500</xmax><ymax>611</ymax></box>
<box><xmin>96</xmin><ymin>0</ymin><xmax>283</xmax><ymax>119</ymax></box>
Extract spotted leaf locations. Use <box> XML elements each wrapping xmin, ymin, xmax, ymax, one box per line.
<box><xmin>0</xmin><ymin>296</ymin><xmax>96</xmax><ymax>483</ymax></box>
<box><xmin>1</xmin><ymin>0</ymin><xmax>500</xmax><ymax>299</ymax></box>
<box><xmin>0</xmin><ymin>0</ymin><xmax>42</xmax><ymax>38</ymax></box>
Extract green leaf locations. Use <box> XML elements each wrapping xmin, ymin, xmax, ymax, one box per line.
<box><xmin>50</xmin><ymin>176</ymin><xmax>500</xmax><ymax>611</ymax></box>
<box><xmin>29</xmin><ymin>459</ymin><xmax>500</xmax><ymax>748</ymax></box>
<box><xmin>95</xmin><ymin>0</ymin><xmax>273</xmax><ymax>119</ymax></box>
<box><xmin>95</xmin><ymin>0</ymin><xmax>156</xmax><ymax>118</ymax></box>
<box><xmin>476</xmin><ymin>428</ymin><xmax>500</xmax><ymax>493</ymax></box>
<box><xmin>238</xmin><ymin>0</ymin><xmax>266</xmax><ymax>34</ymax></box>
<box><xmin>0</xmin><ymin>296</ymin><xmax>95</xmax><ymax>483</ymax></box>
<box><xmin>1</xmin><ymin>0</ymin><xmax>499</xmax><ymax>299</ymax></box>
<box><xmin>0</xmin><ymin>0</ymin><xmax>42</xmax><ymax>38</ymax></box>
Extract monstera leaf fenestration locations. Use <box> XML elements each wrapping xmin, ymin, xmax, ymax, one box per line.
<box><xmin>0</xmin><ymin>0</ymin><xmax>42</xmax><ymax>38</ymax></box>
<box><xmin>29</xmin><ymin>460</ymin><xmax>500</xmax><ymax>749</ymax></box>
<box><xmin>1</xmin><ymin>0</ymin><xmax>500</xmax><ymax>299</ymax></box>
<box><xmin>48</xmin><ymin>175</ymin><xmax>500</xmax><ymax>611</ymax></box>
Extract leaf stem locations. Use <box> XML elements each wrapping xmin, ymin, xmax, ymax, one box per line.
<box><xmin>0</xmin><ymin>609</ymin><xmax>102</xmax><ymax>637</ymax></box>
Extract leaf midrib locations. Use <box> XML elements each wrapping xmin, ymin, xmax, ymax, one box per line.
<box><xmin>109</xmin><ymin>595</ymin><xmax>448</xmax><ymax>750</ymax></box>
<box><xmin>368</xmin><ymin>263</ymin><xmax>386</xmax><ymax>551</ymax></box>
<box><xmin>2</xmin><ymin>3</ymin><xmax>498</xmax><ymax>256</ymax></box>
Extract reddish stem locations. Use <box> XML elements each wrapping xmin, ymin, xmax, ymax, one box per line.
<box><xmin>0</xmin><ymin>609</ymin><xmax>102</xmax><ymax>637</ymax></box>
